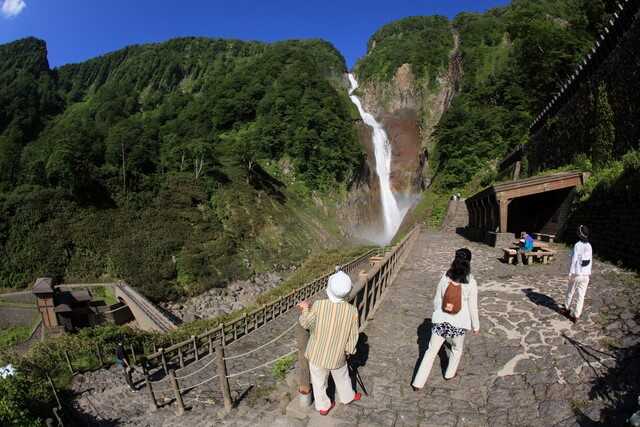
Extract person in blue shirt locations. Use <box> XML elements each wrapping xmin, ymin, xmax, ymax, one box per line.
<box><xmin>515</xmin><ymin>232</ymin><xmax>534</xmax><ymax>265</ymax></box>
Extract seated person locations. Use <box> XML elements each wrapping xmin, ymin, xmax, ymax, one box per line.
<box><xmin>515</xmin><ymin>232</ymin><xmax>534</xmax><ymax>264</ymax></box>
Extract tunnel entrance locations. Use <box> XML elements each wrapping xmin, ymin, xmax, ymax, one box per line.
<box><xmin>507</xmin><ymin>187</ymin><xmax>573</xmax><ymax>237</ymax></box>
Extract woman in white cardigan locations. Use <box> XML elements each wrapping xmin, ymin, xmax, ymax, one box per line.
<box><xmin>412</xmin><ymin>248</ymin><xmax>480</xmax><ymax>389</ymax></box>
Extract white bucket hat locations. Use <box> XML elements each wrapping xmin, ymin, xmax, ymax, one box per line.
<box><xmin>326</xmin><ymin>268</ymin><xmax>352</xmax><ymax>303</ymax></box>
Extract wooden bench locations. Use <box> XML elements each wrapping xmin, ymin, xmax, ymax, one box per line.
<box><xmin>503</xmin><ymin>248</ymin><xmax>556</xmax><ymax>265</ymax></box>
<box><xmin>523</xmin><ymin>249</ymin><xmax>556</xmax><ymax>265</ymax></box>
<box><xmin>502</xmin><ymin>248</ymin><xmax>518</xmax><ymax>264</ymax></box>
<box><xmin>532</xmin><ymin>233</ymin><xmax>556</xmax><ymax>243</ymax></box>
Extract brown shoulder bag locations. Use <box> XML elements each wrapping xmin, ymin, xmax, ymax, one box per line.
<box><xmin>442</xmin><ymin>281</ymin><xmax>462</xmax><ymax>314</ymax></box>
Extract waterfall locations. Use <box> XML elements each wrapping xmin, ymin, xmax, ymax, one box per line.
<box><xmin>347</xmin><ymin>73</ymin><xmax>407</xmax><ymax>245</ymax></box>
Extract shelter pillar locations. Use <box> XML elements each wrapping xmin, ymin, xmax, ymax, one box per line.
<box><xmin>498</xmin><ymin>198</ymin><xmax>511</xmax><ymax>233</ymax></box>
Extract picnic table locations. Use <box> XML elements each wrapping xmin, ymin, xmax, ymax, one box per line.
<box><xmin>502</xmin><ymin>240</ymin><xmax>556</xmax><ymax>265</ymax></box>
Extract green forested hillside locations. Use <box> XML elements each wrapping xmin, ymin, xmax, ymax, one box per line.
<box><xmin>431</xmin><ymin>0</ymin><xmax>601</xmax><ymax>190</ymax></box>
<box><xmin>354</xmin><ymin>15</ymin><xmax>453</xmax><ymax>86</ymax></box>
<box><xmin>0</xmin><ymin>37</ymin><xmax>362</xmax><ymax>300</ymax></box>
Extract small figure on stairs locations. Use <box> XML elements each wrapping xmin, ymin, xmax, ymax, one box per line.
<box><xmin>116</xmin><ymin>341</ymin><xmax>136</xmax><ymax>392</ymax></box>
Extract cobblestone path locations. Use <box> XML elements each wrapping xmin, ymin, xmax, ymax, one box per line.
<box><xmin>307</xmin><ymin>230</ymin><xmax>640</xmax><ymax>426</ymax></box>
<box><xmin>70</xmin><ymin>229</ymin><xmax>640</xmax><ymax>426</ymax></box>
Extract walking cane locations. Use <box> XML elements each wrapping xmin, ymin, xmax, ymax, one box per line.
<box><xmin>347</xmin><ymin>358</ymin><xmax>368</xmax><ymax>396</ymax></box>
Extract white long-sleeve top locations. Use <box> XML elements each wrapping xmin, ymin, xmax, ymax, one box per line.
<box><xmin>570</xmin><ymin>241</ymin><xmax>593</xmax><ymax>276</ymax></box>
<box><xmin>431</xmin><ymin>273</ymin><xmax>480</xmax><ymax>331</ymax></box>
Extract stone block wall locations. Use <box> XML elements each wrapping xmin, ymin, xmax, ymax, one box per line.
<box><xmin>528</xmin><ymin>8</ymin><xmax>640</xmax><ymax>173</ymax></box>
<box><xmin>566</xmin><ymin>190</ymin><xmax>640</xmax><ymax>268</ymax></box>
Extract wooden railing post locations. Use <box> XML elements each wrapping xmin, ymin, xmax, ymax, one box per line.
<box><xmin>169</xmin><ymin>369</ymin><xmax>185</xmax><ymax>416</ymax></box>
<box><xmin>362</xmin><ymin>278</ymin><xmax>370</xmax><ymax>321</ymax></box>
<box><xmin>191</xmin><ymin>335</ymin><xmax>198</xmax><ymax>361</ymax></box>
<box><xmin>130</xmin><ymin>344</ymin><xmax>137</xmax><ymax>364</ymax></box>
<box><xmin>218</xmin><ymin>324</ymin><xmax>225</xmax><ymax>347</ymax></box>
<box><xmin>178</xmin><ymin>347</ymin><xmax>184</xmax><ymax>368</ymax></box>
<box><xmin>243</xmin><ymin>313</ymin><xmax>248</xmax><ymax>335</ymax></box>
<box><xmin>160</xmin><ymin>348</ymin><xmax>168</xmax><ymax>375</ymax></box>
<box><xmin>46</xmin><ymin>373</ymin><xmax>62</xmax><ymax>410</ymax></box>
<box><xmin>296</xmin><ymin>324</ymin><xmax>312</xmax><ymax>406</ymax></box>
<box><xmin>95</xmin><ymin>343</ymin><xmax>104</xmax><ymax>367</ymax></box>
<box><xmin>215</xmin><ymin>343</ymin><xmax>233</xmax><ymax>412</ymax></box>
<box><xmin>63</xmin><ymin>350</ymin><xmax>74</xmax><ymax>375</ymax></box>
<box><xmin>143</xmin><ymin>365</ymin><xmax>158</xmax><ymax>412</ymax></box>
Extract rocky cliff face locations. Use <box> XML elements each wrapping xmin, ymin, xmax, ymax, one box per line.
<box><xmin>339</xmin><ymin>30</ymin><xmax>462</xmax><ymax>240</ymax></box>
<box><xmin>361</xmin><ymin>32</ymin><xmax>462</xmax><ymax>196</ymax></box>
<box><xmin>357</xmin><ymin>30</ymin><xmax>461</xmax><ymax>194</ymax></box>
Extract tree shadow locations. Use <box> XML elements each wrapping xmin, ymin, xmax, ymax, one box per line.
<box><xmin>248</xmin><ymin>163</ymin><xmax>286</xmax><ymax>203</ymax></box>
<box><xmin>522</xmin><ymin>288</ymin><xmax>567</xmax><ymax>317</ymax></box>
<box><xmin>567</xmin><ymin>315</ymin><xmax>640</xmax><ymax>425</ymax></box>
<box><xmin>411</xmin><ymin>318</ymin><xmax>450</xmax><ymax>384</ymax></box>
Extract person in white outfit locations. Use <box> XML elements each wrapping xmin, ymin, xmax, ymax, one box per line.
<box><xmin>412</xmin><ymin>248</ymin><xmax>480</xmax><ymax>389</ymax></box>
<box><xmin>563</xmin><ymin>225</ymin><xmax>593</xmax><ymax>323</ymax></box>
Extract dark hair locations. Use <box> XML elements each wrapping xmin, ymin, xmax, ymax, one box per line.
<box><xmin>455</xmin><ymin>248</ymin><xmax>472</xmax><ymax>262</ymax></box>
<box><xmin>446</xmin><ymin>257</ymin><xmax>470</xmax><ymax>284</ymax></box>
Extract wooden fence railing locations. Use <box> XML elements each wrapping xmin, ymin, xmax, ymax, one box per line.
<box><xmin>143</xmin><ymin>225</ymin><xmax>421</xmax><ymax>416</ymax></box>
<box><xmin>145</xmin><ymin>247</ymin><xmax>378</xmax><ymax>373</ymax></box>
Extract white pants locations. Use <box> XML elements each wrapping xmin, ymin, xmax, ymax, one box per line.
<box><xmin>412</xmin><ymin>333</ymin><xmax>464</xmax><ymax>388</ymax></box>
<box><xmin>309</xmin><ymin>362</ymin><xmax>355</xmax><ymax>411</ymax></box>
<box><xmin>565</xmin><ymin>274</ymin><xmax>590</xmax><ymax>318</ymax></box>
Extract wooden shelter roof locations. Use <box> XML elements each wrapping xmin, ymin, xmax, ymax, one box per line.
<box><xmin>32</xmin><ymin>277</ymin><xmax>54</xmax><ymax>295</ymax></box>
<box><xmin>467</xmin><ymin>172</ymin><xmax>586</xmax><ymax>203</ymax></box>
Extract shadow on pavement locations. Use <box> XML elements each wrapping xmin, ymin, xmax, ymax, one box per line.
<box><xmin>569</xmin><ymin>315</ymin><xmax>640</xmax><ymax>425</ymax></box>
<box><xmin>522</xmin><ymin>288</ymin><xmax>567</xmax><ymax>317</ymax></box>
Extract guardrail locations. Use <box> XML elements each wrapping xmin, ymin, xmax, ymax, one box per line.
<box><xmin>115</xmin><ymin>282</ymin><xmax>177</xmax><ymax>333</ymax></box>
<box><xmin>144</xmin><ymin>247</ymin><xmax>377</xmax><ymax>374</ymax></box>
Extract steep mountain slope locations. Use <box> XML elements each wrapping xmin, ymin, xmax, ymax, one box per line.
<box><xmin>431</xmin><ymin>0</ymin><xmax>596</xmax><ymax>191</ymax></box>
<box><xmin>353</xmin><ymin>16</ymin><xmax>455</xmax><ymax>194</ymax></box>
<box><xmin>0</xmin><ymin>37</ymin><xmax>363</xmax><ymax>300</ymax></box>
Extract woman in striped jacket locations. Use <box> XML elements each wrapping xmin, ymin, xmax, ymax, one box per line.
<box><xmin>298</xmin><ymin>269</ymin><xmax>362</xmax><ymax>415</ymax></box>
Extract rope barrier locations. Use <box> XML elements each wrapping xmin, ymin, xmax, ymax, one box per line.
<box><xmin>175</xmin><ymin>356</ymin><xmax>217</xmax><ymax>380</ymax></box>
<box><xmin>225</xmin><ymin>349</ymin><xmax>297</xmax><ymax>379</ymax></box>
<box><xmin>178</xmin><ymin>374</ymin><xmax>219</xmax><ymax>393</ymax></box>
<box><xmin>223</xmin><ymin>323</ymin><xmax>296</xmax><ymax>361</ymax></box>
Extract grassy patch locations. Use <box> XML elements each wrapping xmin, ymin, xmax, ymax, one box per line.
<box><xmin>0</xmin><ymin>326</ymin><xmax>31</xmax><ymax>351</ymax></box>
<box><xmin>412</xmin><ymin>190</ymin><xmax>450</xmax><ymax>229</ymax></box>
<box><xmin>91</xmin><ymin>286</ymin><xmax>118</xmax><ymax>305</ymax></box>
<box><xmin>271</xmin><ymin>354</ymin><xmax>296</xmax><ymax>380</ymax></box>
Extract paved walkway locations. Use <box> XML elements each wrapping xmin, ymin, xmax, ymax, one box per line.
<box><xmin>310</xmin><ymin>230</ymin><xmax>640</xmax><ymax>426</ymax></box>
<box><xmin>70</xmin><ymin>229</ymin><xmax>640</xmax><ymax>426</ymax></box>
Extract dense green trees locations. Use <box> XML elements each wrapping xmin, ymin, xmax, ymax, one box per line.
<box><xmin>355</xmin><ymin>16</ymin><xmax>453</xmax><ymax>85</ymax></box>
<box><xmin>0</xmin><ymin>36</ymin><xmax>361</xmax><ymax>299</ymax></box>
<box><xmin>431</xmin><ymin>1</ymin><xmax>599</xmax><ymax>190</ymax></box>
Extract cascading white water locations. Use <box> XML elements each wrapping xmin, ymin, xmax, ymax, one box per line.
<box><xmin>347</xmin><ymin>73</ymin><xmax>406</xmax><ymax>245</ymax></box>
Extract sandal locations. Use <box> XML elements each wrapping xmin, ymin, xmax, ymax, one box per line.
<box><xmin>319</xmin><ymin>402</ymin><xmax>335</xmax><ymax>416</ymax></box>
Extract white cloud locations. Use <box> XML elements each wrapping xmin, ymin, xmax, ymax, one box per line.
<box><xmin>2</xmin><ymin>0</ymin><xmax>27</xmax><ymax>18</ymax></box>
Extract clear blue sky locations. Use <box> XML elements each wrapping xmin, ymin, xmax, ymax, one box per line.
<box><xmin>0</xmin><ymin>0</ymin><xmax>509</xmax><ymax>69</ymax></box>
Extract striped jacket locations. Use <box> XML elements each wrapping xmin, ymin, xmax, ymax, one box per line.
<box><xmin>299</xmin><ymin>299</ymin><xmax>359</xmax><ymax>369</ymax></box>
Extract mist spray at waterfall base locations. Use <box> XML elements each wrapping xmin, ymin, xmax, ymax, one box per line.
<box><xmin>347</xmin><ymin>73</ymin><xmax>412</xmax><ymax>246</ymax></box>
